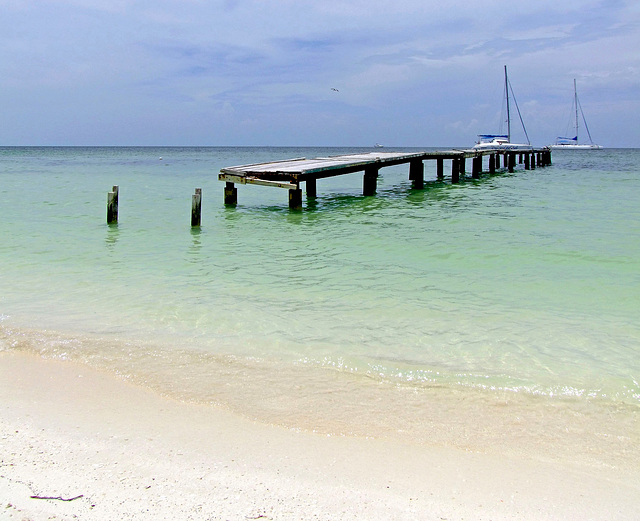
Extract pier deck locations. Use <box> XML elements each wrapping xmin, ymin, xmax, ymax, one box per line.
<box><xmin>219</xmin><ymin>148</ymin><xmax>551</xmax><ymax>209</ymax></box>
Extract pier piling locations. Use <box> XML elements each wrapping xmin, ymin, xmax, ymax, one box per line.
<box><xmin>224</xmin><ymin>182</ymin><xmax>237</xmax><ymax>205</ymax></box>
<box><xmin>410</xmin><ymin>159</ymin><xmax>424</xmax><ymax>189</ymax></box>
<box><xmin>472</xmin><ymin>156</ymin><xmax>482</xmax><ymax>179</ymax></box>
<box><xmin>107</xmin><ymin>185</ymin><xmax>119</xmax><ymax>224</ymax></box>
<box><xmin>363</xmin><ymin>166</ymin><xmax>378</xmax><ymax>196</ymax></box>
<box><xmin>437</xmin><ymin>158</ymin><xmax>444</xmax><ymax>180</ymax></box>
<box><xmin>289</xmin><ymin>187</ymin><xmax>302</xmax><ymax>209</ymax></box>
<box><xmin>451</xmin><ymin>159</ymin><xmax>460</xmax><ymax>183</ymax></box>
<box><xmin>306</xmin><ymin>178</ymin><xmax>317</xmax><ymax>198</ymax></box>
<box><xmin>191</xmin><ymin>188</ymin><xmax>202</xmax><ymax>227</ymax></box>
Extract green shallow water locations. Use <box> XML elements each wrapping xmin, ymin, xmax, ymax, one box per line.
<box><xmin>1</xmin><ymin>147</ymin><xmax>639</xmax><ymax>457</ymax></box>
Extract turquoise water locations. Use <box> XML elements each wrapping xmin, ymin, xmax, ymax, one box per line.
<box><xmin>1</xmin><ymin>146</ymin><xmax>639</xmax><ymax>463</ymax></box>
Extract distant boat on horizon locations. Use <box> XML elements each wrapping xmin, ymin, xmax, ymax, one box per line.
<box><xmin>551</xmin><ymin>79</ymin><xmax>602</xmax><ymax>150</ymax></box>
<box><xmin>473</xmin><ymin>65</ymin><xmax>533</xmax><ymax>151</ymax></box>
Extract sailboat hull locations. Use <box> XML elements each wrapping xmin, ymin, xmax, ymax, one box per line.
<box><xmin>473</xmin><ymin>140</ymin><xmax>533</xmax><ymax>151</ymax></box>
<box><xmin>550</xmin><ymin>143</ymin><xmax>602</xmax><ymax>150</ymax></box>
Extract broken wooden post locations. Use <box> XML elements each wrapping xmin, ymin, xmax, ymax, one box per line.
<box><xmin>224</xmin><ymin>182</ymin><xmax>237</xmax><ymax>205</ymax></box>
<box><xmin>107</xmin><ymin>185</ymin><xmax>119</xmax><ymax>224</ymax></box>
<box><xmin>191</xmin><ymin>188</ymin><xmax>202</xmax><ymax>227</ymax></box>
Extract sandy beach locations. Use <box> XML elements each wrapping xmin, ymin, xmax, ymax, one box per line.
<box><xmin>1</xmin><ymin>350</ymin><xmax>639</xmax><ymax>521</ymax></box>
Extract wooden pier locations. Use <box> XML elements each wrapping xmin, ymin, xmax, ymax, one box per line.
<box><xmin>219</xmin><ymin>148</ymin><xmax>551</xmax><ymax>209</ymax></box>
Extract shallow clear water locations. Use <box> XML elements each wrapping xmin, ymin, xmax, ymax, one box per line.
<box><xmin>1</xmin><ymin>146</ymin><xmax>639</xmax><ymax>465</ymax></box>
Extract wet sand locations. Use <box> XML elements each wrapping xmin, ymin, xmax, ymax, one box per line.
<box><xmin>1</xmin><ymin>351</ymin><xmax>639</xmax><ymax>520</ymax></box>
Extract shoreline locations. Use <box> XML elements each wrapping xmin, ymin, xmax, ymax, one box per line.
<box><xmin>2</xmin><ymin>351</ymin><xmax>639</xmax><ymax>520</ymax></box>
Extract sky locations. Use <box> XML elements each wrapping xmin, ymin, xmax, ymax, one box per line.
<box><xmin>1</xmin><ymin>0</ymin><xmax>639</xmax><ymax>147</ymax></box>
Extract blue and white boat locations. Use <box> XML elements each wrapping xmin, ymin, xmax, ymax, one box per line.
<box><xmin>473</xmin><ymin>66</ymin><xmax>533</xmax><ymax>151</ymax></box>
<box><xmin>551</xmin><ymin>79</ymin><xmax>601</xmax><ymax>149</ymax></box>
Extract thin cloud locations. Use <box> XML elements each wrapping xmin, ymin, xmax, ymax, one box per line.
<box><xmin>0</xmin><ymin>0</ymin><xmax>638</xmax><ymax>146</ymax></box>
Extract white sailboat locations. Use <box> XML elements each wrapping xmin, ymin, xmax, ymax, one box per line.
<box><xmin>551</xmin><ymin>79</ymin><xmax>601</xmax><ymax>149</ymax></box>
<box><xmin>473</xmin><ymin>65</ymin><xmax>533</xmax><ymax>151</ymax></box>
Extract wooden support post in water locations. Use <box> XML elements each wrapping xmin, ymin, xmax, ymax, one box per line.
<box><xmin>524</xmin><ymin>153</ymin><xmax>530</xmax><ymax>170</ymax></box>
<box><xmin>363</xmin><ymin>166</ymin><xmax>378</xmax><ymax>196</ymax></box>
<box><xmin>289</xmin><ymin>187</ymin><xmax>302</xmax><ymax>209</ymax></box>
<box><xmin>437</xmin><ymin>158</ymin><xmax>444</xmax><ymax>180</ymax></box>
<box><xmin>107</xmin><ymin>185</ymin><xmax>119</xmax><ymax>224</ymax></box>
<box><xmin>489</xmin><ymin>154</ymin><xmax>495</xmax><ymax>173</ymax></box>
<box><xmin>224</xmin><ymin>182</ymin><xmax>237</xmax><ymax>205</ymax></box>
<box><xmin>459</xmin><ymin>157</ymin><xmax>465</xmax><ymax>177</ymax></box>
<box><xmin>508</xmin><ymin>152</ymin><xmax>515</xmax><ymax>173</ymax></box>
<box><xmin>472</xmin><ymin>156</ymin><xmax>481</xmax><ymax>179</ymax></box>
<box><xmin>409</xmin><ymin>159</ymin><xmax>424</xmax><ymax>189</ymax></box>
<box><xmin>531</xmin><ymin>153</ymin><xmax>536</xmax><ymax>170</ymax></box>
<box><xmin>191</xmin><ymin>188</ymin><xmax>202</xmax><ymax>227</ymax></box>
<box><xmin>306</xmin><ymin>178</ymin><xmax>317</xmax><ymax>198</ymax></box>
<box><xmin>451</xmin><ymin>159</ymin><xmax>460</xmax><ymax>183</ymax></box>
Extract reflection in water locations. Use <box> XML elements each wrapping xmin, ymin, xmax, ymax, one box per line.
<box><xmin>105</xmin><ymin>222</ymin><xmax>119</xmax><ymax>248</ymax></box>
<box><xmin>189</xmin><ymin>226</ymin><xmax>202</xmax><ymax>259</ymax></box>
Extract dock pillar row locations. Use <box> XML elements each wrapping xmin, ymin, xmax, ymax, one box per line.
<box><xmin>363</xmin><ymin>166</ymin><xmax>378</xmax><ymax>196</ymax></box>
<box><xmin>224</xmin><ymin>182</ymin><xmax>237</xmax><ymax>205</ymax></box>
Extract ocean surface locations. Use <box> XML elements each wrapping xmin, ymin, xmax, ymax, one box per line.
<box><xmin>1</xmin><ymin>146</ymin><xmax>639</xmax><ymax>467</ymax></box>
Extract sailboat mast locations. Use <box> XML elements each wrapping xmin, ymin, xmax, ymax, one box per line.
<box><xmin>505</xmin><ymin>65</ymin><xmax>511</xmax><ymax>142</ymax></box>
<box><xmin>574</xmin><ymin>79</ymin><xmax>579</xmax><ymax>142</ymax></box>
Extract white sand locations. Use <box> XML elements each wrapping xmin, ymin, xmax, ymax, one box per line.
<box><xmin>1</xmin><ymin>351</ymin><xmax>639</xmax><ymax>521</ymax></box>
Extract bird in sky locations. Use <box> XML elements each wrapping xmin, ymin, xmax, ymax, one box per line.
<box><xmin>331</xmin><ymin>88</ymin><xmax>339</xmax><ymax>92</ymax></box>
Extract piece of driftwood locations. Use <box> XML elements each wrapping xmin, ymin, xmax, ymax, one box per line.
<box><xmin>30</xmin><ymin>494</ymin><xmax>84</xmax><ymax>501</ymax></box>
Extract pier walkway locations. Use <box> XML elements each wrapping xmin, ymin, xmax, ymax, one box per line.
<box><xmin>219</xmin><ymin>148</ymin><xmax>551</xmax><ymax>209</ymax></box>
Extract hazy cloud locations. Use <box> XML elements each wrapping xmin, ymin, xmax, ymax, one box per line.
<box><xmin>0</xmin><ymin>0</ymin><xmax>638</xmax><ymax>146</ymax></box>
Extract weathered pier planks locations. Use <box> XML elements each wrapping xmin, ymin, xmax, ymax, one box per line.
<box><xmin>219</xmin><ymin>148</ymin><xmax>551</xmax><ymax>209</ymax></box>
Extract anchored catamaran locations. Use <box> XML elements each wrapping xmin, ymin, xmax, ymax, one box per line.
<box><xmin>474</xmin><ymin>65</ymin><xmax>533</xmax><ymax>151</ymax></box>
